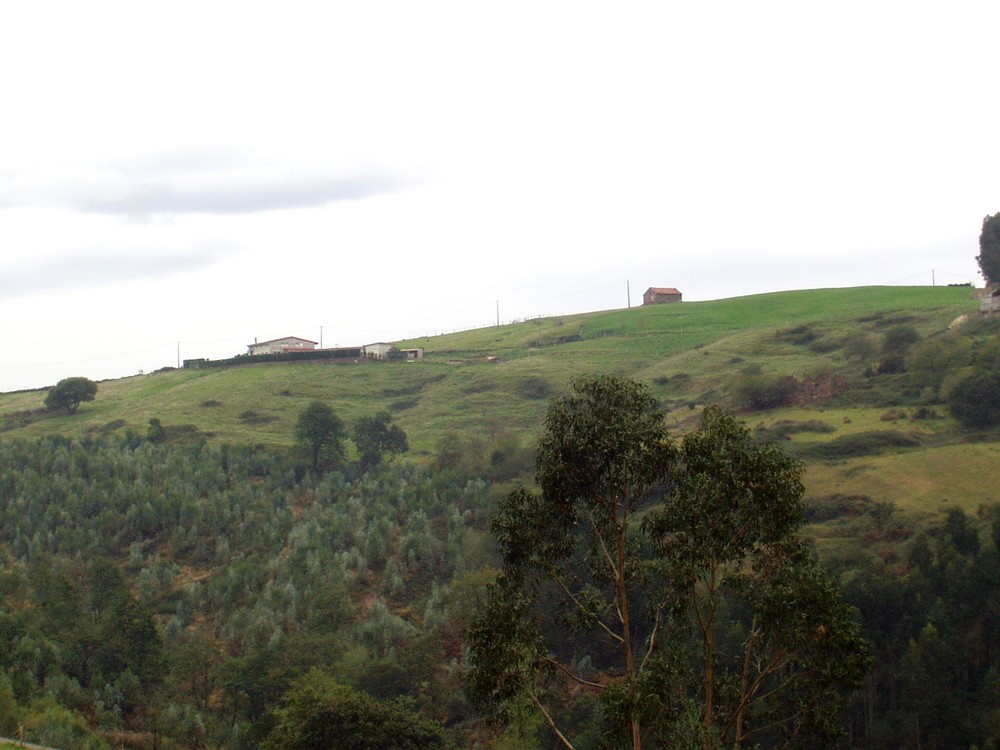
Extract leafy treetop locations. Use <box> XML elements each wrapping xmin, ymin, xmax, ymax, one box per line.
<box><xmin>353</xmin><ymin>411</ymin><xmax>409</xmax><ymax>472</ymax></box>
<box><xmin>295</xmin><ymin>401</ymin><xmax>345</xmax><ymax>472</ymax></box>
<box><xmin>467</xmin><ymin>377</ymin><xmax>869</xmax><ymax>750</ymax></box>
<box><xmin>44</xmin><ymin>376</ymin><xmax>98</xmax><ymax>414</ymax></box>
<box><xmin>978</xmin><ymin>212</ymin><xmax>1000</xmax><ymax>285</ymax></box>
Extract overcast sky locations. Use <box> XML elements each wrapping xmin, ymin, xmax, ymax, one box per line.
<box><xmin>1</xmin><ymin>2</ymin><xmax>995</xmax><ymax>392</ymax></box>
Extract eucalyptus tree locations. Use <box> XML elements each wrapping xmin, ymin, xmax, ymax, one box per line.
<box><xmin>644</xmin><ymin>406</ymin><xmax>869</xmax><ymax>749</ymax></box>
<box><xmin>466</xmin><ymin>375</ymin><xmax>676</xmax><ymax>749</ymax></box>
<box><xmin>466</xmin><ymin>378</ymin><xmax>869</xmax><ymax>750</ymax></box>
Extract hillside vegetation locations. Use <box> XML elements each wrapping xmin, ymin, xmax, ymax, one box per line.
<box><xmin>1</xmin><ymin>286</ymin><xmax>986</xmax><ymax>506</ymax></box>
<box><xmin>3</xmin><ymin>285</ymin><xmax>1000</xmax><ymax>749</ymax></box>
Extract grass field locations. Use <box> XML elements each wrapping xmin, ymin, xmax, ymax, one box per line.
<box><xmin>1</xmin><ymin>285</ymin><xmax>989</xmax><ymax>525</ymax></box>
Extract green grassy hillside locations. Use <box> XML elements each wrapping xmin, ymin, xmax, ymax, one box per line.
<box><xmin>1</xmin><ymin>285</ymin><xmax>986</xmax><ymax>518</ymax></box>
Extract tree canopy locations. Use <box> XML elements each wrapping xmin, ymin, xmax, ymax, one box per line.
<box><xmin>295</xmin><ymin>401</ymin><xmax>345</xmax><ymax>472</ymax></box>
<box><xmin>466</xmin><ymin>377</ymin><xmax>869</xmax><ymax>750</ymax></box>
<box><xmin>978</xmin><ymin>212</ymin><xmax>1000</xmax><ymax>285</ymax></box>
<box><xmin>262</xmin><ymin>669</ymin><xmax>449</xmax><ymax>750</ymax></box>
<box><xmin>44</xmin><ymin>376</ymin><xmax>97</xmax><ymax>414</ymax></box>
<box><xmin>353</xmin><ymin>411</ymin><xmax>409</xmax><ymax>471</ymax></box>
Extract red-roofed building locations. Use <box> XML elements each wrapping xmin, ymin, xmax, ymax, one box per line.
<box><xmin>643</xmin><ymin>287</ymin><xmax>682</xmax><ymax>305</ymax></box>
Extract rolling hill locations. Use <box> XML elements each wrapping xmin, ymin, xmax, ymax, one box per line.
<box><xmin>1</xmin><ymin>285</ymin><xmax>990</xmax><ymax>523</ymax></box>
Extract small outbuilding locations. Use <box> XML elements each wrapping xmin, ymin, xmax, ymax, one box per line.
<box><xmin>363</xmin><ymin>342</ymin><xmax>395</xmax><ymax>360</ymax></box>
<box><xmin>643</xmin><ymin>287</ymin><xmax>682</xmax><ymax>305</ymax></box>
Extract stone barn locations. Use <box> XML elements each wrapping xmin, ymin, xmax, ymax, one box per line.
<box><xmin>643</xmin><ymin>287</ymin><xmax>682</xmax><ymax>305</ymax></box>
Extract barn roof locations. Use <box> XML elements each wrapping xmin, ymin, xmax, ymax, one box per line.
<box><xmin>646</xmin><ymin>287</ymin><xmax>681</xmax><ymax>295</ymax></box>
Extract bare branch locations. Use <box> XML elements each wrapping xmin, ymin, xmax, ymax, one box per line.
<box><xmin>540</xmin><ymin>655</ymin><xmax>607</xmax><ymax>690</ymax></box>
<box><xmin>524</xmin><ymin>684</ymin><xmax>579</xmax><ymax>750</ymax></box>
<box><xmin>548</xmin><ymin>570</ymin><xmax>625</xmax><ymax>645</ymax></box>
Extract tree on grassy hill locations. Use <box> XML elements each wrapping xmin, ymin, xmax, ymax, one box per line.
<box><xmin>44</xmin><ymin>376</ymin><xmax>97</xmax><ymax>414</ymax></box>
<box><xmin>466</xmin><ymin>378</ymin><xmax>869</xmax><ymax>750</ymax></box>
<box><xmin>295</xmin><ymin>401</ymin><xmax>345</xmax><ymax>472</ymax></box>
<box><xmin>352</xmin><ymin>412</ymin><xmax>408</xmax><ymax>471</ymax></box>
<box><xmin>948</xmin><ymin>371</ymin><xmax>1000</xmax><ymax>428</ymax></box>
<box><xmin>978</xmin><ymin>212</ymin><xmax>1000</xmax><ymax>285</ymax></box>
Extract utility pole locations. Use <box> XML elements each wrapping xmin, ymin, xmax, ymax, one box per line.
<box><xmin>627</xmin><ymin>280</ymin><xmax>631</xmax><ymax>309</ymax></box>
<box><xmin>320</xmin><ymin>326</ymin><xmax>324</xmax><ymax>349</ymax></box>
<box><xmin>177</xmin><ymin>341</ymin><xmax>180</xmax><ymax>368</ymax></box>
<box><xmin>496</xmin><ymin>300</ymin><xmax>500</xmax><ymax>327</ymax></box>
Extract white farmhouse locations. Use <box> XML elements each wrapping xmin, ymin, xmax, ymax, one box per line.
<box><xmin>247</xmin><ymin>336</ymin><xmax>319</xmax><ymax>356</ymax></box>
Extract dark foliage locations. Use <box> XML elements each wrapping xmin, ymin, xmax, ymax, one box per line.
<box><xmin>977</xmin><ymin>212</ymin><xmax>1000</xmax><ymax>284</ymax></box>
<box><xmin>794</xmin><ymin>430</ymin><xmax>921</xmax><ymax>460</ymax></box>
<box><xmin>44</xmin><ymin>377</ymin><xmax>98</xmax><ymax>414</ymax></box>
<box><xmin>949</xmin><ymin>371</ymin><xmax>1000</xmax><ymax>429</ymax></box>
<box><xmin>262</xmin><ymin>669</ymin><xmax>449</xmax><ymax>750</ymax></box>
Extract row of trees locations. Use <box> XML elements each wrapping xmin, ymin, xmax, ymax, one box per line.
<box><xmin>295</xmin><ymin>402</ymin><xmax>408</xmax><ymax>473</ymax></box>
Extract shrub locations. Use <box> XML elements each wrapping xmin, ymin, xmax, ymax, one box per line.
<box><xmin>882</xmin><ymin>325</ymin><xmax>920</xmax><ymax>356</ymax></box>
<box><xmin>732</xmin><ymin>373</ymin><xmax>797</xmax><ymax>411</ymax></box>
<box><xmin>775</xmin><ymin>324</ymin><xmax>818</xmax><ymax>346</ymax></box>
<box><xmin>796</xmin><ymin>430</ymin><xmax>921</xmax><ymax>460</ymax></box>
<box><xmin>907</xmin><ymin>336</ymin><xmax>974</xmax><ymax>391</ymax></box>
<box><xmin>754</xmin><ymin>420</ymin><xmax>835</xmax><ymax>443</ymax></box>
<box><xmin>876</xmin><ymin>353</ymin><xmax>907</xmax><ymax>375</ymax></box>
<box><xmin>842</xmin><ymin>332</ymin><xmax>877</xmax><ymax>361</ymax></box>
<box><xmin>949</xmin><ymin>372</ymin><xmax>1000</xmax><ymax>429</ymax></box>
<box><xmin>515</xmin><ymin>377</ymin><xmax>552</xmax><ymax>400</ymax></box>
<box><xmin>805</xmin><ymin>494</ymin><xmax>878</xmax><ymax>522</ymax></box>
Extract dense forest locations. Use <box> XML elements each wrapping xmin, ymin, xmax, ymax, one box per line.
<box><xmin>0</xmin><ymin>412</ymin><xmax>997</xmax><ymax>748</ymax></box>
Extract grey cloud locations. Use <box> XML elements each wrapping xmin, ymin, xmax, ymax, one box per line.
<box><xmin>76</xmin><ymin>174</ymin><xmax>407</xmax><ymax>216</ymax></box>
<box><xmin>0</xmin><ymin>151</ymin><xmax>415</xmax><ymax>217</ymax></box>
<box><xmin>2</xmin><ymin>249</ymin><xmax>221</xmax><ymax>301</ymax></box>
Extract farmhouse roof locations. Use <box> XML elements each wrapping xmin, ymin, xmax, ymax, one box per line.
<box><xmin>251</xmin><ymin>336</ymin><xmax>319</xmax><ymax>346</ymax></box>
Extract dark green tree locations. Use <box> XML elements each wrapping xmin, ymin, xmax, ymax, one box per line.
<box><xmin>977</xmin><ymin>212</ymin><xmax>1000</xmax><ymax>284</ymax></box>
<box><xmin>146</xmin><ymin>417</ymin><xmax>166</xmax><ymax>443</ymax></box>
<box><xmin>467</xmin><ymin>375</ymin><xmax>676</xmax><ymax>749</ymax></box>
<box><xmin>295</xmin><ymin>401</ymin><xmax>345</xmax><ymax>472</ymax></box>
<box><xmin>466</xmin><ymin>379</ymin><xmax>869</xmax><ymax>750</ymax></box>
<box><xmin>261</xmin><ymin>669</ymin><xmax>448</xmax><ymax>750</ymax></box>
<box><xmin>645</xmin><ymin>406</ymin><xmax>870</xmax><ymax>749</ymax></box>
<box><xmin>44</xmin><ymin>377</ymin><xmax>97</xmax><ymax>414</ymax></box>
<box><xmin>353</xmin><ymin>411</ymin><xmax>409</xmax><ymax>471</ymax></box>
<box><xmin>949</xmin><ymin>371</ymin><xmax>1000</xmax><ymax>429</ymax></box>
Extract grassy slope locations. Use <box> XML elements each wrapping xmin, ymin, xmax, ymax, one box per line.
<box><xmin>1</xmin><ymin>286</ymin><xmax>986</xmax><ymax>522</ymax></box>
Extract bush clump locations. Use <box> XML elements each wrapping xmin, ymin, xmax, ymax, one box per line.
<box><xmin>795</xmin><ymin>430</ymin><xmax>921</xmax><ymax>460</ymax></box>
<box><xmin>754</xmin><ymin>420</ymin><xmax>835</xmax><ymax>443</ymax></box>
<box><xmin>949</xmin><ymin>372</ymin><xmax>1000</xmax><ymax>429</ymax></box>
<box><xmin>733</xmin><ymin>372</ymin><xmax>798</xmax><ymax>411</ymax></box>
